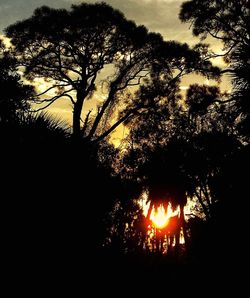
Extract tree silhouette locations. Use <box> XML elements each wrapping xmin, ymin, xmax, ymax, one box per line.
<box><xmin>179</xmin><ymin>2</ymin><xmax>249</xmax><ymax>267</ymax></box>
<box><xmin>179</xmin><ymin>0</ymin><xmax>248</xmax><ymax>50</ymax></box>
<box><xmin>4</xmin><ymin>3</ymin><xmax>158</xmax><ymax>140</ymax></box>
<box><xmin>230</xmin><ymin>42</ymin><xmax>250</xmax><ymax>140</ymax></box>
<box><xmin>5</xmin><ymin>3</ymin><xmax>220</xmax><ymax>143</ymax></box>
<box><xmin>2</xmin><ymin>1</ymin><xmax>248</xmax><ymax>284</ymax></box>
<box><xmin>0</xmin><ymin>38</ymin><xmax>33</xmax><ymax>123</ymax></box>
<box><xmin>180</xmin><ymin>0</ymin><xmax>250</xmax><ymax>141</ymax></box>
<box><xmin>117</xmin><ymin>72</ymin><xmax>242</xmax><ymax>258</ymax></box>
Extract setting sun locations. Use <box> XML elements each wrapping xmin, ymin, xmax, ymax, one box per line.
<box><xmin>150</xmin><ymin>205</ymin><xmax>169</xmax><ymax>228</ymax></box>
<box><xmin>150</xmin><ymin>205</ymin><xmax>177</xmax><ymax>229</ymax></box>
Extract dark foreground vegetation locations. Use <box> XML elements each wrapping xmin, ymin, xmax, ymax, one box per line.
<box><xmin>1</xmin><ymin>0</ymin><xmax>249</xmax><ymax>291</ymax></box>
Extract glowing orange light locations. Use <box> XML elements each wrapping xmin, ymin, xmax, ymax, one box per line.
<box><xmin>150</xmin><ymin>205</ymin><xmax>169</xmax><ymax>229</ymax></box>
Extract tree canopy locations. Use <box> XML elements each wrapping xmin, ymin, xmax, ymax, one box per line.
<box><xmin>0</xmin><ymin>38</ymin><xmax>33</xmax><ymax>123</ymax></box>
<box><xmin>5</xmin><ymin>2</ymin><xmax>219</xmax><ymax>142</ymax></box>
<box><xmin>179</xmin><ymin>0</ymin><xmax>249</xmax><ymax>50</ymax></box>
<box><xmin>180</xmin><ymin>0</ymin><xmax>250</xmax><ymax>140</ymax></box>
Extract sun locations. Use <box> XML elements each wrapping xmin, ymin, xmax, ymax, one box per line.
<box><xmin>150</xmin><ymin>205</ymin><xmax>169</xmax><ymax>229</ymax></box>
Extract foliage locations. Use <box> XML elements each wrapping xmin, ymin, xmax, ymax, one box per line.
<box><xmin>5</xmin><ymin>3</ymin><xmax>219</xmax><ymax>142</ymax></box>
<box><xmin>179</xmin><ymin>0</ymin><xmax>249</xmax><ymax>51</ymax></box>
<box><xmin>180</xmin><ymin>0</ymin><xmax>250</xmax><ymax>140</ymax></box>
<box><xmin>2</xmin><ymin>0</ymin><xmax>248</xmax><ymax>275</ymax></box>
<box><xmin>0</xmin><ymin>38</ymin><xmax>34</xmax><ymax>123</ymax></box>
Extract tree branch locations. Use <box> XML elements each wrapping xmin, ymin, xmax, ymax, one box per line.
<box><xmin>93</xmin><ymin>107</ymin><xmax>140</xmax><ymax>143</ymax></box>
<box><xmin>194</xmin><ymin>189</ymin><xmax>210</xmax><ymax>219</ymax></box>
<box><xmin>88</xmin><ymin>63</ymin><xmax>148</xmax><ymax>139</ymax></box>
<box><xmin>35</xmin><ymin>83</ymin><xmax>71</xmax><ymax>97</ymax></box>
<box><xmin>34</xmin><ymin>88</ymin><xmax>74</xmax><ymax>103</ymax></box>
<box><xmin>32</xmin><ymin>96</ymin><xmax>61</xmax><ymax>112</ymax></box>
<box><xmin>32</xmin><ymin>89</ymin><xmax>75</xmax><ymax>111</ymax></box>
<box><xmin>81</xmin><ymin>109</ymin><xmax>92</xmax><ymax>136</ymax></box>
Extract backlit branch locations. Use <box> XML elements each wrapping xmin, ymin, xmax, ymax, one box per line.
<box><xmin>81</xmin><ymin>109</ymin><xmax>92</xmax><ymax>136</ymax></box>
<box><xmin>32</xmin><ymin>88</ymin><xmax>75</xmax><ymax>112</ymax></box>
<box><xmin>35</xmin><ymin>83</ymin><xmax>71</xmax><ymax>97</ymax></box>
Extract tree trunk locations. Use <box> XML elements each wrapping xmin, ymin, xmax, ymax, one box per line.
<box><xmin>72</xmin><ymin>90</ymin><xmax>85</xmax><ymax>140</ymax></box>
<box><xmin>175</xmin><ymin>222</ymin><xmax>180</xmax><ymax>257</ymax></box>
<box><xmin>180</xmin><ymin>205</ymin><xmax>188</xmax><ymax>248</ymax></box>
<box><xmin>145</xmin><ymin>201</ymin><xmax>153</xmax><ymax>252</ymax></box>
<box><xmin>146</xmin><ymin>201</ymin><xmax>153</xmax><ymax>223</ymax></box>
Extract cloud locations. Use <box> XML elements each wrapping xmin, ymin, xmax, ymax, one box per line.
<box><xmin>0</xmin><ymin>0</ymin><xmax>72</xmax><ymax>32</ymax></box>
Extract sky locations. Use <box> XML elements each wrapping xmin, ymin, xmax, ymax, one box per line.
<box><xmin>0</xmin><ymin>0</ymin><xmax>230</xmax><ymax>145</ymax></box>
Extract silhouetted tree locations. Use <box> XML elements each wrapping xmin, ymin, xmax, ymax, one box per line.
<box><xmin>0</xmin><ymin>38</ymin><xmax>33</xmax><ymax>123</ymax></box>
<box><xmin>180</xmin><ymin>0</ymin><xmax>250</xmax><ymax>140</ymax></box>
<box><xmin>3</xmin><ymin>3</ymin><xmax>156</xmax><ymax>140</ymax></box>
<box><xmin>105</xmin><ymin>196</ymin><xmax>145</xmax><ymax>254</ymax></box>
<box><xmin>3</xmin><ymin>1</ymin><xmax>247</xmax><ymax>279</ymax></box>
<box><xmin>179</xmin><ymin>0</ymin><xmax>249</xmax><ymax>49</ymax></box>
<box><xmin>118</xmin><ymin>74</ymin><xmax>243</xmax><ymax>257</ymax></box>
<box><xmin>5</xmin><ymin>2</ymin><xmax>220</xmax><ymax>143</ymax></box>
<box><xmin>179</xmin><ymin>2</ymin><xmax>249</xmax><ymax>266</ymax></box>
<box><xmin>230</xmin><ymin>42</ymin><xmax>250</xmax><ymax>140</ymax></box>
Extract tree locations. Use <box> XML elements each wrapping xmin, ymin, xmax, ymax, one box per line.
<box><xmin>5</xmin><ymin>2</ymin><xmax>219</xmax><ymax>142</ymax></box>
<box><xmin>0</xmin><ymin>38</ymin><xmax>33</xmax><ymax>123</ymax></box>
<box><xmin>179</xmin><ymin>0</ymin><xmax>249</xmax><ymax>45</ymax></box>
<box><xmin>179</xmin><ymin>0</ymin><xmax>250</xmax><ymax>140</ymax></box>
<box><xmin>180</xmin><ymin>2</ymin><xmax>250</xmax><ymax>266</ymax></box>
<box><xmin>117</xmin><ymin>75</ymin><xmax>242</xmax><ymax>255</ymax></box>
<box><xmin>4</xmin><ymin>3</ymin><xmax>156</xmax><ymax>140</ymax></box>
<box><xmin>230</xmin><ymin>42</ymin><xmax>250</xmax><ymax>140</ymax></box>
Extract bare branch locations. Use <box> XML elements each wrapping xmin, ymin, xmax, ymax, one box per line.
<box><xmin>81</xmin><ymin>109</ymin><xmax>92</xmax><ymax>135</ymax></box>
<box><xmin>208</xmin><ymin>30</ymin><xmax>225</xmax><ymax>41</ymax></box>
<box><xmin>64</xmin><ymin>94</ymin><xmax>76</xmax><ymax>105</ymax></box>
<box><xmin>206</xmin><ymin>41</ymin><xmax>237</xmax><ymax>59</ymax></box>
<box><xmin>32</xmin><ymin>96</ymin><xmax>61</xmax><ymax>112</ymax></box>
<box><xmin>36</xmin><ymin>83</ymin><xmax>71</xmax><ymax>97</ymax></box>
<box><xmin>56</xmin><ymin>47</ymin><xmax>78</xmax><ymax>88</ymax></box>
<box><xmin>118</xmin><ymin>70</ymin><xmax>150</xmax><ymax>90</ymax></box>
<box><xmin>86</xmin><ymin>72</ymin><xmax>98</xmax><ymax>95</ymax></box>
<box><xmin>194</xmin><ymin>189</ymin><xmax>210</xmax><ymax>219</ymax></box>
<box><xmin>32</xmin><ymin>89</ymin><xmax>75</xmax><ymax>112</ymax></box>
<box><xmin>88</xmin><ymin>64</ymin><xmax>149</xmax><ymax>139</ymax></box>
<box><xmin>92</xmin><ymin>103</ymin><xmax>150</xmax><ymax>143</ymax></box>
<box><xmin>93</xmin><ymin>111</ymin><xmax>133</xmax><ymax>143</ymax></box>
<box><xmin>34</xmin><ymin>88</ymin><xmax>74</xmax><ymax>103</ymax></box>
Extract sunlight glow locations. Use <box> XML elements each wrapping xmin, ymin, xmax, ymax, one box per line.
<box><xmin>150</xmin><ymin>204</ymin><xmax>178</xmax><ymax>229</ymax></box>
<box><xmin>150</xmin><ymin>205</ymin><xmax>169</xmax><ymax>228</ymax></box>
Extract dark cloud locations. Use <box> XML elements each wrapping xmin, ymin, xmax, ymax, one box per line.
<box><xmin>0</xmin><ymin>0</ymin><xmax>71</xmax><ymax>32</ymax></box>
